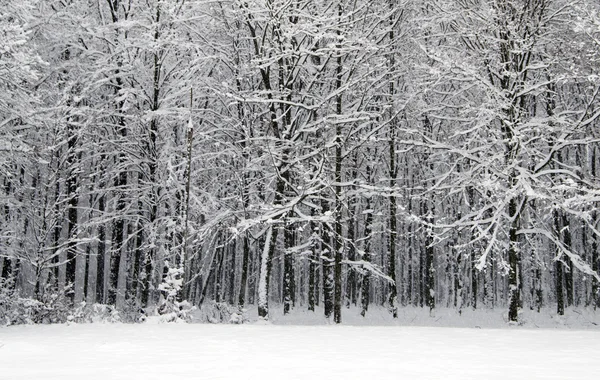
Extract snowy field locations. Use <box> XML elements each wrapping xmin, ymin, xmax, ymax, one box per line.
<box><xmin>1</xmin><ymin>310</ymin><xmax>600</xmax><ymax>380</ymax></box>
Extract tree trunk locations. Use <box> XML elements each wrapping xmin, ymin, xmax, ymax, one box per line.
<box><xmin>283</xmin><ymin>220</ymin><xmax>295</xmax><ymax>314</ymax></box>
<box><xmin>108</xmin><ymin>169</ymin><xmax>126</xmax><ymax>306</ymax></box>
<box><xmin>507</xmin><ymin>197</ymin><xmax>520</xmax><ymax>322</ymax></box>
<box><xmin>308</xmin><ymin>215</ymin><xmax>318</xmax><ymax>311</ymax></box>
<box><xmin>593</xmin><ymin>147</ymin><xmax>600</xmax><ymax>309</ymax></box>
<box><xmin>238</xmin><ymin>233</ymin><xmax>250</xmax><ymax>308</ymax></box>
<box><xmin>65</xmin><ymin>117</ymin><xmax>79</xmax><ymax>302</ymax></box>
<box><xmin>333</xmin><ymin>2</ymin><xmax>344</xmax><ymax>324</ymax></box>
<box><xmin>556</xmin><ymin>257</ymin><xmax>565</xmax><ymax>316</ymax></box>
<box><xmin>258</xmin><ymin>226</ymin><xmax>276</xmax><ymax>319</ymax></box>
<box><xmin>228</xmin><ymin>239</ymin><xmax>237</xmax><ymax>305</ymax></box>
<box><xmin>388</xmin><ymin>124</ymin><xmax>398</xmax><ymax>317</ymax></box>
<box><xmin>562</xmin><ymin>213</ymin><xmax>574</xmax><ymax>308</ymax></box>
<box><xmin>425</xmin><ymin>203</ymin><xmax>435</xmax><ymax>312</ymax></box>
<box><xmin>93</xmin><ymin>154</ymin><xmax>107</xmax><ymax>304</ymax></box>
<box><xmin>322</xmin><ymin>200</ymin><xmax>334</xmax><ymax>319</ymax></box>
<box><xmin>346</xmin><ymin>186</ymin><xmax>358</xmax><ymax>307</ymax></box>
<box><xmin>360</xmin><ymin>196</ymin><xmax>373</xmax><ymax>317</ymax></box>
<box><xmin>387</xmin><ymin>0</ymin><xmax>399</xmax><ymax>318</ymax></box>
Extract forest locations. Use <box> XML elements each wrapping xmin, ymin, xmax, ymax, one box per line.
<box><xmin>1</xmin><ymin>0</ymin><xmax>600</xmax><ymax>325</ymax></box>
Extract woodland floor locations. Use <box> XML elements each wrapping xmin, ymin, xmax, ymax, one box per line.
<box><xmin>0</xmin><ymin>307</ymin><xmax>599</xmax><ymax>379</ymax></box>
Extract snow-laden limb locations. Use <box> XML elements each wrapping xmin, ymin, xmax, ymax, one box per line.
<box><xmin>342</xmin><ymin>259</ymin><xmax>395</xmax><ymax>285</ymax></box>
<box><xmin>475</xmin><ymin>222</ymin><xmax>501</xmax><ymax>272</ymax></box>
<box><xmin>518</xmin><ymin>228</ymin><xmax>600</xmax><ymax>282</ymax></box>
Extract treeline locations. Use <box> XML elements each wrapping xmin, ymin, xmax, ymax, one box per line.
<box><xmin>1</xmin><ymin>0</ymin><xmax>600</xmax><ymax>324</ymax></box>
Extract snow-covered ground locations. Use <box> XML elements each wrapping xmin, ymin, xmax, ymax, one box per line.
<box><xmin>237</xmin><ymin>305</ymin><xmax>600</xmax><ymax>329</ymax></box>
<box><xmin>1</xmin><ymin>309</ymin><xmax>599</xmax><ymax>380</ymax></box>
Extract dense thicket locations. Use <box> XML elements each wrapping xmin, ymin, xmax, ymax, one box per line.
<box><xmin>2</xmin><ymin>0</ymin><xmax>600</xmax><ymax>324</ymax></box>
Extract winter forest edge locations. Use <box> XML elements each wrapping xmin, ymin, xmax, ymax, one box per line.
<box><xmin>2</xmin><ymin>0</ymin><xmax>600</xmax><ymax>326</ymax></box>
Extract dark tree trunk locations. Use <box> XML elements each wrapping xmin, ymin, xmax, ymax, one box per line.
<box><xmin>361</xmin><ymin>190</ymin><xmax>373</xmax><ymax>317</ymax></box>
<box><xmin>406</xmin><ymin>194</ymin><xmax>414</xmax><ymax>306</ymax></box>
<box><xmin>322</xmin><ymin>199</ymin><xmax>334</xmax><ymax>319</ymax></box>
<box><xmin>238</xmin><ymin>233</ymin><xmax>250</xmax><ymax>307</ymax></box>
<box><xmin>561</xmin><ymin>213</ymin><xmax>574</xmax><ymax>307</ymax></box>
<box><xmin>308</xmin><ymin>252</ymin><xmax>316</xmax><ymax>311</ymax></box>
<box><xmin>132</xmin><ymin>219</ymin><xmax>143</xmax><ymax>305</ymax></box>
<box><xmin>52</xmin><ymin>176</ymin><xmax>61</xmax><ymax>291</ymax></box>
<box><xmin>308</xmin><ymin>216</ymin><xmax>318</xmax><ymax>311</ymax></box>
<box><xmin>388</xmin><ymin>132</ymin><xmax>398</xmax><ymax>317</ymax></box>
<box><xmin>346</xmin><ymin>197</ymin><xmax>357</xmax><ymax>307</ymax></box>
<box><xmin>594</xmin><ymin>231</ymin><xmax>599</xmax><ymax>309</ymax></box>
<box><xmin>108</xmin><ymin>168</ymin><xmax>127</xmax><ymax>306</ymax></box>
<box><xmin>333</xmin><ymin>3</ymin><xmax>344</xmax><ymax>324</ymax></box>
<box><xmin>65</xmin><ymin>120</ymin><xmax>79</xmax><ymax>301</ymax></box>
<box><xmin>419</xmin><ymin>225</ymin><xmax>424</xmax><ymax>309</ymax></box>
<box><xmin>96</xmin><ymin>192</ymin><xmax>106</xmax><ymax>304</ymax></box>
<box><xmin>556</xmin><ymin>258</ymin><xmax>564</xmax><ymax>316</ymax></box>
<box><xmin>425</xmin><ymin>204</ymin><xmax>435</xmax><ymax>312</ymax></box>
<box><xmin>105</xmin><ymin>0</ymin><xmax>130</xmax><ymax>308</ymax></box>
<box><xmin>593</xmin><ymin>147</ymin><xmax>600</xmax><ymax>309</ymax></box>
<box><xmin>454</xmin><ymin>238</ymin><xmax>462</xmax><ymax>311</ymax></box>
<box><xmin>387</xmin><ymin>1</ymin><xmax>398</xmax><ymax>318</ymax></box>
<box><xmin>200</xmin><ymin>235</ymin><xmax>221</xmax><ymax>305</ymax></box>
<box><xmin>214</xmin><ymin>244</ymin><xmax>225</xmax><ymax>303</ymax></box>
<box><xmin>507</xmin><ymin>196</ymin><xmax>520</xmax><ymax>322</ymax></box>
<box><xmin>141</xmin><ymin>60</ymin><xmax>161</xmax><ymax>308</ymax></box>
<box><xmin>228</xmin><ymin>239</ymin><xmax>237</xmax><ymax>305</ymax></box>
<box><xmin>1</xmin><ymin>258</ymin><xmax>11</xmax><ymax>282</ymax></box>
<box><xmin>283</xmin><ymin>221</ymin><xmax>295</xmax><ymax>314</ymax></box>
<box><xmin>83</xmin><ymin>244</ymin><xmax>91</xmax><ymax>300</ymax></box>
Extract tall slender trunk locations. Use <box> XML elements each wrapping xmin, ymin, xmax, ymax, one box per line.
<box><xmin>238</xmin><ymin>232</ymin><xmax>250</xmax><ymax>308</ymax></box>
<box><xmin>419</xmin><ymin>216</ymin><xmax>424</xmax><ymax>308</ymax></box>
<box><xmin>108</xmin><ymin>164</ymin><xmax>127</xmax><ymax>306</ymax></box>
<box><xmin>346</xmin><ymin>173</ymin><xmax>358</xmax><ymax>307</ymax></box>
<box><xmin>245</xmin><ymin>5</ymin><xmax>289</xmax><ymax>319</ymax></box>
<box><xmin>257</xmin><ymin>159</ymin><xmax>287</xmax><ymax>319</ymax></box>
<box><xmin>131</xmin><ymin>216</ymin><xmax>143</xmax><ymax>305</ymax></box>
<box><xmin>283</xmin><ymin>220</ymin><xmax>295</xmax><ymax>314</ymax></box>
<box><xmin>556</xmin><ymin>250</ymin><xmax>564</xmax><ymax>315</ymax></box>
<box><xmin>360</xmin><ymin>160</ymin><xmax>374</xmax><ymax>317</ymax></box>
<box><xmin>181</xmin><ymin>91</ymin><xmax>196</xmax><ymax>302</ymax></box>
<box><xmin>107</xmin><ymin>1</ymin><xmax>129</xmax><ymax>308</ymax></box>
<box><xmin>453</xmin><ymin>231</ymin><xmax>463</xmax><ymax>311</ymax></box>
<box><xmin>562</xmin><ymin>215</ymin><xmax>574</xmax><ymax>307</ymax></box>
<box><xmin>214</xmin><ymin>241</ymin><xmax>226</xmax><ymax>303</ymax></box>
<box><xmin>361</xmin><ymin>195</ymin><xmax>373</xmax><ymax>317</ymax></box>
<box><xmin>52</xmin><ymin>173</ymin><xmax>61</xmax><ymax>291</ymax></box>
<box><xmin>228</xmin><ymin>239</ymin><xmax>237</xmax><ymax>305</ymax></box>
<box><xmin>258</xmin><ymin>226</ymin><xmax>276</xmax><ymax>318</ymax></box>
<box><xmin>322</xmin><ymin>200</ymin><xmax>334</xmax><ymax>319</ymax></box>
<box><xmin>422</xmin><ymin>117</ymin><xmax>435</xmax><ymax>312</ymax></box>
<box><xmin>386</xmin><ymin>0</ymin><xmax>399</xmax><ymax>319</ymax></box>
<box><xmin>143</xmin><ymin>5</ymin><xmax>163</xmax><ymax>308</ymax></box>
<box><xmin>507</xmin><ymin>196</ymin><xmax>520</xmax><ymax>322</ymax></box>
<box><xmin>388</xmin><ymin>125</ymin><xmax>398</xmax><ymax>317</ymax></box>
<box><xmin>65</xmin><ymin>102</ymin><xmax>79</xmax><ymax>302</ymax></box>
<box><xmin>424</xmin><ymin>201</ymin><xmax>435</xmax><ymax>312</ymax></box>
<box><xmin>96</xmin><ymin>188</ymin><xmax>106</xmax><ymax>304</ymax></box>
<box><xmin>592</xmin><ymin>147</ymin><xmax>599</xmax><ymax>309</ymax></box>
<box><xmin>308</xmin><ymin>213</ymin><xmax>318</xmax><ymax>311</ymax></box>
<box><xmin>406</xmin><ymin>189</ymin><xmax>414</xmax><ymax>306</ymax></box>
<box><xmin>332</xmin><ymin>2</ymin><xmax>345</xmax><ymax>324</ymax></box>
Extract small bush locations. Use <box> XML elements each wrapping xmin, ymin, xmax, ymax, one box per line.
<box><xmin>1</xmin><ymin>296</ymin><xmax>69</xmax><ymax>325</ymax></box>
<box><xmin>0</xmin><ymin>278</ymin><xmax>143</xmax><ymax>326</ymax></box>
<box><xmin>197</xmin><ymin>301</ymin><xmax>248</xmax><ymax>324</ymax></box>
